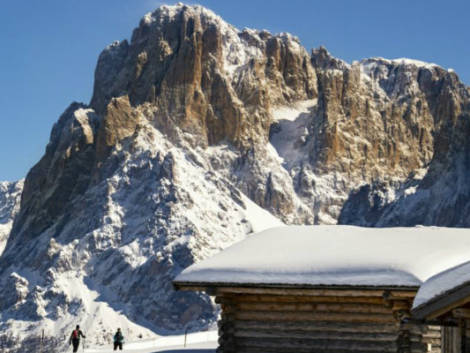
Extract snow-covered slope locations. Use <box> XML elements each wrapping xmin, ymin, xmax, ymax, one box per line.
<box><xmin>0</xmin><ymin>121</ymin><xmax>284</xmax><ymax>344</ymax></box>
<box><xmin>0</xmin><ymin>180</ymin><xmax>23</xmax><ymax>255</ymax></box>
<box><xmin>87</xmin><ymin>330</ymin><xmax>217</xmax><ymax>353</ymax></box>
<box><xmin>1</xmin><ymin>2</ymin><xmax>470</xmax><ymax>346</ymax></box>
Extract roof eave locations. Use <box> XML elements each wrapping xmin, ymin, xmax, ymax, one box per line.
<box><xmin>173</xmin><ymin>280</ymin><xmax>419</xmax><ymax>296</ymax></box>
<box><xmin>412</xmin><ymin>282</ymin><xmax>470</xmax><ymax>320</ymax></box>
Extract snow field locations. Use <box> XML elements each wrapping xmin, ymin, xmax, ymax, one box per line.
<box><xmin>86</xmin><ymin>330</ymin><xmax>217</xmax><ymax>353</ymax></box>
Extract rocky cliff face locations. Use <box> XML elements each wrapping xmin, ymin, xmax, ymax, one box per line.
<box><xmin>89</xmin><ymin>5</ymin><xmax>316</xmax><ymax>150</ymax></box>
<box><xmin>337</xmin><ymin>58</ymin><xmax>470</xmax><ymax>226</ymax></box>
<box><xmin>1</xmin><ymin>3</ymin><xmax>469</xmax><ymax>343</ymax></box>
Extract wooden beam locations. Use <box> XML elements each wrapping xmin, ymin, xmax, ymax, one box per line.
<box><xmin>393</xmin><ymin>301</ymin><xmax>412</xmax><ymax>311</ymax></box>
<box><xmin>217</xmin><ymin>287</ymin><xmax>388</xmax><ymax>297</ymax></box>
<box><xmin>174</xmin><ymin>285</ymin><xmax>208</xmax><ymax>291</ymax></box>
<box><xmin>386</xmin><ymin>290</ymin><xmax>417</xmax><ymax>300</ymax></box>
<box><xmin>235</xmin><ymin>346</ymin><xmax>431</xmax><ymax>353</ymax></box>
<box><xmin>227</xmin><ymin>302</ymin><xmax>392</xmax><ymax>314</ymax></box>
<box><xmin>232</xmin><ymin>328</ymin><xmax>398</xmax><ymax>341</ymax></box>
<box><xmin>228</xmin><ymin>320</ymin><xmax>400</xmax><ymax>333</ymax></box>
<box><xmin>234</xmin><ymin>310</ymin><xmax>397</xmax><ymax>323</ymax></box>
<box><xmin>235</xmin><ymin>336</ymin><xmax>399</xmax><ymax>351</ymax></box>
<box><xmin>217</xmin><ymin>294</ymin><xmax>387</xmax><ymax>305</ymax></box>
<box><xmin>453</xmin><ymin>309</ymin><xmax>470</xmax><ymax>319</ymax></box>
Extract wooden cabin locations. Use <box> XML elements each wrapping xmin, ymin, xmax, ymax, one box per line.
<box><xmin>189</xmin><ymin>285</ymin><xmax>440</xmax><ymax>353</ymax></box>
<box><xmin>174</xmin><ymin>226</ymin><xmax>470</xmax><ymax>353</ymax></box>
<box><xmin>412</xmin><ymin>261</ymin><xmax>470</xmax><ymax>353</ymax></box>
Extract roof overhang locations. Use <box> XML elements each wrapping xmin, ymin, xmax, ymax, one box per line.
<box><xmin>173</xmin><ymin>281</ymin><xmax>418</xmax><ymax>299</ymax></box>
<box><xmin>412</xmin><ymin>280</ymin><xmax>470</xmax><ymax>320</ymax></box>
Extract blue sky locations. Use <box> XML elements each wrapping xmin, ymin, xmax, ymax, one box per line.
<box><xmin>1</xmin><ymin>0</ymin><xmax>469</xmax><ymax>181</ymax></box>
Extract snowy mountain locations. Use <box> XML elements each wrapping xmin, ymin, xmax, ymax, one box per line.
<box><xmin>1</xmin><ymin>3</ymin><xmax>470</xmax><ymax>345</ymax></box>
<box><xmin>0</xmin><ymin>180</ymin><xmax>23</xmax><ymax>256</ymax></box>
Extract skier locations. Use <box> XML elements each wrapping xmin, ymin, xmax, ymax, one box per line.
<box><xmin>113</xmin><ymin>328</ymin><xmax>124</xmax><ymax>351</ymax></box>
<box><xmin>69</xmin><ymin>325</ymin><xmax>86</xmax><ymax>352</ymax></box>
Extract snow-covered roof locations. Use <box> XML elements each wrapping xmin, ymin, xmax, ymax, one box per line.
<box><xmin>412</xmin><ymin>260</ymin><xmax>470</xmax><ymax>316</ymax></box>
<box><xmin>175</xmin><ymin>225</ymin><xmax>470</xmax><ymax>293</ymax></box>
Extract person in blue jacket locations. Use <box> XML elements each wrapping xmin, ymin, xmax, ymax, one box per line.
<box><xmin>113</xmin><ymin>328</ymin><xmax>124</xmax><ymax>351</ymax></box>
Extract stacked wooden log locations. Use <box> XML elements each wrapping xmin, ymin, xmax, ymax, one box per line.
<box><xmin>214</xmin><ymin>287</ymin><xmax>440</xmax><ymax>353</ymax></box>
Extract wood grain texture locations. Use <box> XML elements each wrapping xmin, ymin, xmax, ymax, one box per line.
<box><xmin>216</xmin><ymin>292</ymin><xmax>437</xmax><ymax>353</ymax></box>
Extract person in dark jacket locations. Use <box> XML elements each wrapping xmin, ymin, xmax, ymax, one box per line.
<box><xmin>113</xmin><ymin>328</ymin><xmax>124</xmax><ymax>351</ymax></box>
<box><xmin>69</xmin><ymin>325</ymin><xmax>86</xmax><ymax>352</ymax></box>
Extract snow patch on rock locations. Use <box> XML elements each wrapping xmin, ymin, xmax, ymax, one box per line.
<box><xmin>0</xmin><ymin>180</ymin><xmax>23</xmax><ymax>255</ymax></box>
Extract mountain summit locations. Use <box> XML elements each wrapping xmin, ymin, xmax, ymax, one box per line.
<box><xmin>1</xmin><ymin>3</ymin><xmax>470</xmax><ymax>343</ymax></box>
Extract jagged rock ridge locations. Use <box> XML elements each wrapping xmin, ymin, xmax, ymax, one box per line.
<box><xmin>1</xmin><ymin>3</ymin><xmax>470</xmax><ymax>344</ymax></box>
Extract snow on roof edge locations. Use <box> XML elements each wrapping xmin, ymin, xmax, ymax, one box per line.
<box><xmin>412</xmin><ymin>260</ymin><xmax>470</xmax><ymax>312</ymax></box>
<box><xmin>174</xmin><ymin>225</ymin><xmax>470</xmax><ymax>293</ymax></box>
<box><xmin>174</xmin><ymin>279</ymin><xmax>419</xmax><ymax>291</ymax></box>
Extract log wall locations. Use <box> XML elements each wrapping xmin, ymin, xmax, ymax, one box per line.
<box><xmin>215</xmin><ymin>290</ymin><xmax>441</xmax><ymax>353</ymax></box>
<box><xmin>442</xmin><ymin>326</ymin><xmax>460</xmax><ymax>353</ymax></box>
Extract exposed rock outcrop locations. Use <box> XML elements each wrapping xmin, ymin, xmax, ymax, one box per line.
<box><xmin>90</xmin><ymin>5</ymin><xmax>316</xmax><ymax>149</ymax></box>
